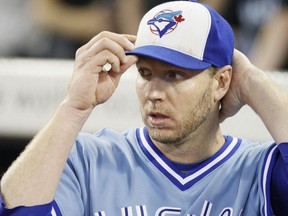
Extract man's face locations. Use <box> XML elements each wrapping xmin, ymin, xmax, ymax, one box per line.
<box><xmin>136</xmin><ymin>57</ymin><xmax>217</xmax><ymax>145</ymax></box>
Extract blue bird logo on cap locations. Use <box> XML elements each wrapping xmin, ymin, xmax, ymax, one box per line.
<box><xmin>147</xmin><ymin>10</ymin><xmax>185</xmax><ymax>38</ymax></box>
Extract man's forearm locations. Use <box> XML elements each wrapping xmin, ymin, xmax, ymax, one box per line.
<box><xmin>245</xmin><ymin>67</ymin><xmax>288</xmax><ymax>144</ymax></box>
<box><xmin>0</xmin><ymin>101</ymin><xmax>92</xmax><ymax>208</ymax></box>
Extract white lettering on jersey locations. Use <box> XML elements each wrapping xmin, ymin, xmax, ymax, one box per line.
<box><xmin>136</xmin><ymin>205</ymin><xmax>148</xmax><ymax>216</ymax></box>
<box><xmin>200</xmin><ymin>200</ymin><xmax>212</xmax><ymax>216</ymax></box>
<box><xmin>95</xmin><ymin>211</ymin><xmax>106</xmax><ymax>216</ymax></box>
<box><xmin>155</xmin><ymin>207</ymin><xmax>181</xmax><ymax>215</ymax></box>
<box><xmin>219</xmin><ymin>208</ymin><xmax>233</xmax><ymax>216</ymax></box>
<box><xmin>122</xmin><ymin>206</ymin><xmax>133</xmax><ymax>216</ymax></box>
<box><xmin>94</xmin><ymin>201</ymin><xmax>240</xmax><ymax>216</ymax></box>
<box><xmin>120</xmin><ymin>205</ymin><xmax>148</xmax><ymax>216</ymax></box>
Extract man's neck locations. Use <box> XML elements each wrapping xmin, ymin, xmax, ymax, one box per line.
<box><xmin>153</xmin><ymin>127</ymin><xmax>225</xmax><ymax>164</ymax></box>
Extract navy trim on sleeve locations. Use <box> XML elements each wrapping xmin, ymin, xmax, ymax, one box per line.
<box><xmin>261</xmin><ymin>144</ymin><xmax>278</xmax><ymax>216</ymax></box>
<box><xmin>0</xmin><ymin>196</ymin><xmax>57</xmax><ymax>216</ymax></box>
<box><xmin>271</xmin><ymin>142</ymin><xmax>288</xmax><ymax>215</ymax></box>
<box><xmin>52</xmin><ymin>200</ymin><xmax>62</xmax><ymax>215</ymax></box>
<box><xmin>278</xmin><ymin>142</ymin><xmax>288</xmax><ymax>161</ymax></box>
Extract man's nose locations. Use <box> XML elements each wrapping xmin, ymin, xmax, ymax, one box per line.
<box><xmin>145</xmin><ymin>78</ymin><xmax>166</xmax><ymax>102</ymax></box>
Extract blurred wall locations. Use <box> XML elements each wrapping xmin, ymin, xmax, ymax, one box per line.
<box><xmin>0</xmin><ymin>58</ymin><xmax>288</xmax><ymax>176</ymax></box>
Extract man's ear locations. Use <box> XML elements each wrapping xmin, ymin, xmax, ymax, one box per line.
<box><xmin>213</xmin><ymin>65</ymin><xmax>232</xmax><ymax>102</ymax></box>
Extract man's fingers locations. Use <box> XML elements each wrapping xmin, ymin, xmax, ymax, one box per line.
<box><xmin>91</xmin><ymin>38</ymin><xmax>129</xmax><ymax>64</ymax></box>
<box><xmin>76</xmin><ymin>35</ymin><xmax>136</xmax><ymax>71</ymax></box>
<box><xmin>119</xmin><ymin>55</ymin><xmax>138</xmax><ymax>72</ymax></box>
<box><xmin>83</xmin><ymin>31</ymin><xmax>136</xmax><ymax>52</ymax></box>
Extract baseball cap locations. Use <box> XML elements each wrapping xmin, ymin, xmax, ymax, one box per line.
<box><xmin>126</xmin><ymin>0</ymin><xmax>234</xmax><ymax>70</ymax></box>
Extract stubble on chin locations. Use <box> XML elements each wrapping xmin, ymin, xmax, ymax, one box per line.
<box><xmin>144</xmin><ymin>87</ymin><xmax>214</xmax><ymax>146</ymax></box>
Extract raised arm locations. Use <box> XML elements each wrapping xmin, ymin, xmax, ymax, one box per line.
<box><xmin>219</xmin><ymin>49</ymin><xmax>288</xmax><ymax>144</ymax></box>
<box><xmin>0</xmin><ymin>32</ymin><xmax>137</xmax><ymax>208</ymax></box>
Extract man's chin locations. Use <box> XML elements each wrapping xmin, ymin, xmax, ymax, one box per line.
<box><xmin>146</xmin><ymin>126</ymin><xmax>180</xmax><ymax>145</ymax></box>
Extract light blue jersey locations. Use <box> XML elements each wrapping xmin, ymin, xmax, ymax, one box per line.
<box><xmin>54</xmin><ymin>127</ymin><xmax>278</xmax><ymax>216</ymax></box>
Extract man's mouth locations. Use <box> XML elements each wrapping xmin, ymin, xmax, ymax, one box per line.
<box><xmin>149</xmin><ymin>112</ymin><xmax>167</xmax><ymax>118</ymax></box>
<box><xmin>147</xmin><ymin>112</ymin><xmax>170</xmax><ymax>128</ymax></box>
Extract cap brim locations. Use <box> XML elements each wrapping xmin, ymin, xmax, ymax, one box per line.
<box><xmin>126</xmin><ymin>45</ymin><xmax>211</xmax><ymax>70</ymax></box>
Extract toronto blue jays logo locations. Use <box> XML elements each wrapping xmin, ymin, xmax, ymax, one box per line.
<box><xmin>147</xmin><ymin>10</ymin><xmax>185</xmax><ymax>38</ymax></box>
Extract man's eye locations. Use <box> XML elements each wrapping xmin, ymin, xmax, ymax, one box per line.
<box><xmin>138</xmin><ymin>68</ymin><xmax>151</xmax><ymax>77</ymax></box>
<box><xmin>167</xmin><ymin>71</ymin><xmax>184</xmax><ymax>80</ymax></box>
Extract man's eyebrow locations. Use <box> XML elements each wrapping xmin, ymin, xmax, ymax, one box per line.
<box><xmin>136</xmin><ymin>58</ymin><xmax>144</xmax><ymax>64</ymax></box>
<box><xmin>136</xmin><ymin>57</ymin><xmax>150</xmax><ymax>64</ymax></box>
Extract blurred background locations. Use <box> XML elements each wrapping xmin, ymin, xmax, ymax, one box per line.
<box><xmin>0</xmin><ymin>0</ymin><xmax>287</xmax><ymax>177</ymax></box>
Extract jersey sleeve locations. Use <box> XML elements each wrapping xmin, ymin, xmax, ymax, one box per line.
<box><xmin>0</xmin><ymin>138</ymin><xmax>89</xmax><ymax>216</ymax></box>
<box><xmin>0</xmin><ymin>197</ymin><xmax>62</xmax><ymax>216</ymax></box>
<box><xmin>271</xmin><ymin>142</ymin><xmax>288</xmax><ymax>215</ymax></box>
<box><xmin>53</xmin><ymin>137</ymin><xmax>91</xmax><ymax>215</ymax></box>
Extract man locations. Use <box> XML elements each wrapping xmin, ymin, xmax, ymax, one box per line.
<box><xmin>1</xmin><ymin>1</ymin><xmax>288</xmax><ymax>215</ymax></box>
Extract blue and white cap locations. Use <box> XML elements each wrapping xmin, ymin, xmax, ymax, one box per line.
<box><xmin>127</xmin><ymin>0</ymin><xmax>234</xmax><ymax>70</ymax></box>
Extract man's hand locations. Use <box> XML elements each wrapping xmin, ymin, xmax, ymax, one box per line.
<box><xmin>65</xmin><ymin>31</ymin><xmax>137</xmax><ymax>112</ymax></box>
<box><xmin>220</xmin><ymin>49</ymin><xmax>288</xmax><ymax>143</ymax></box>
<box><xmin>219</xmin><ymin>49</ymin><xmax>253</xmax><ymax>122</ymax></box>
